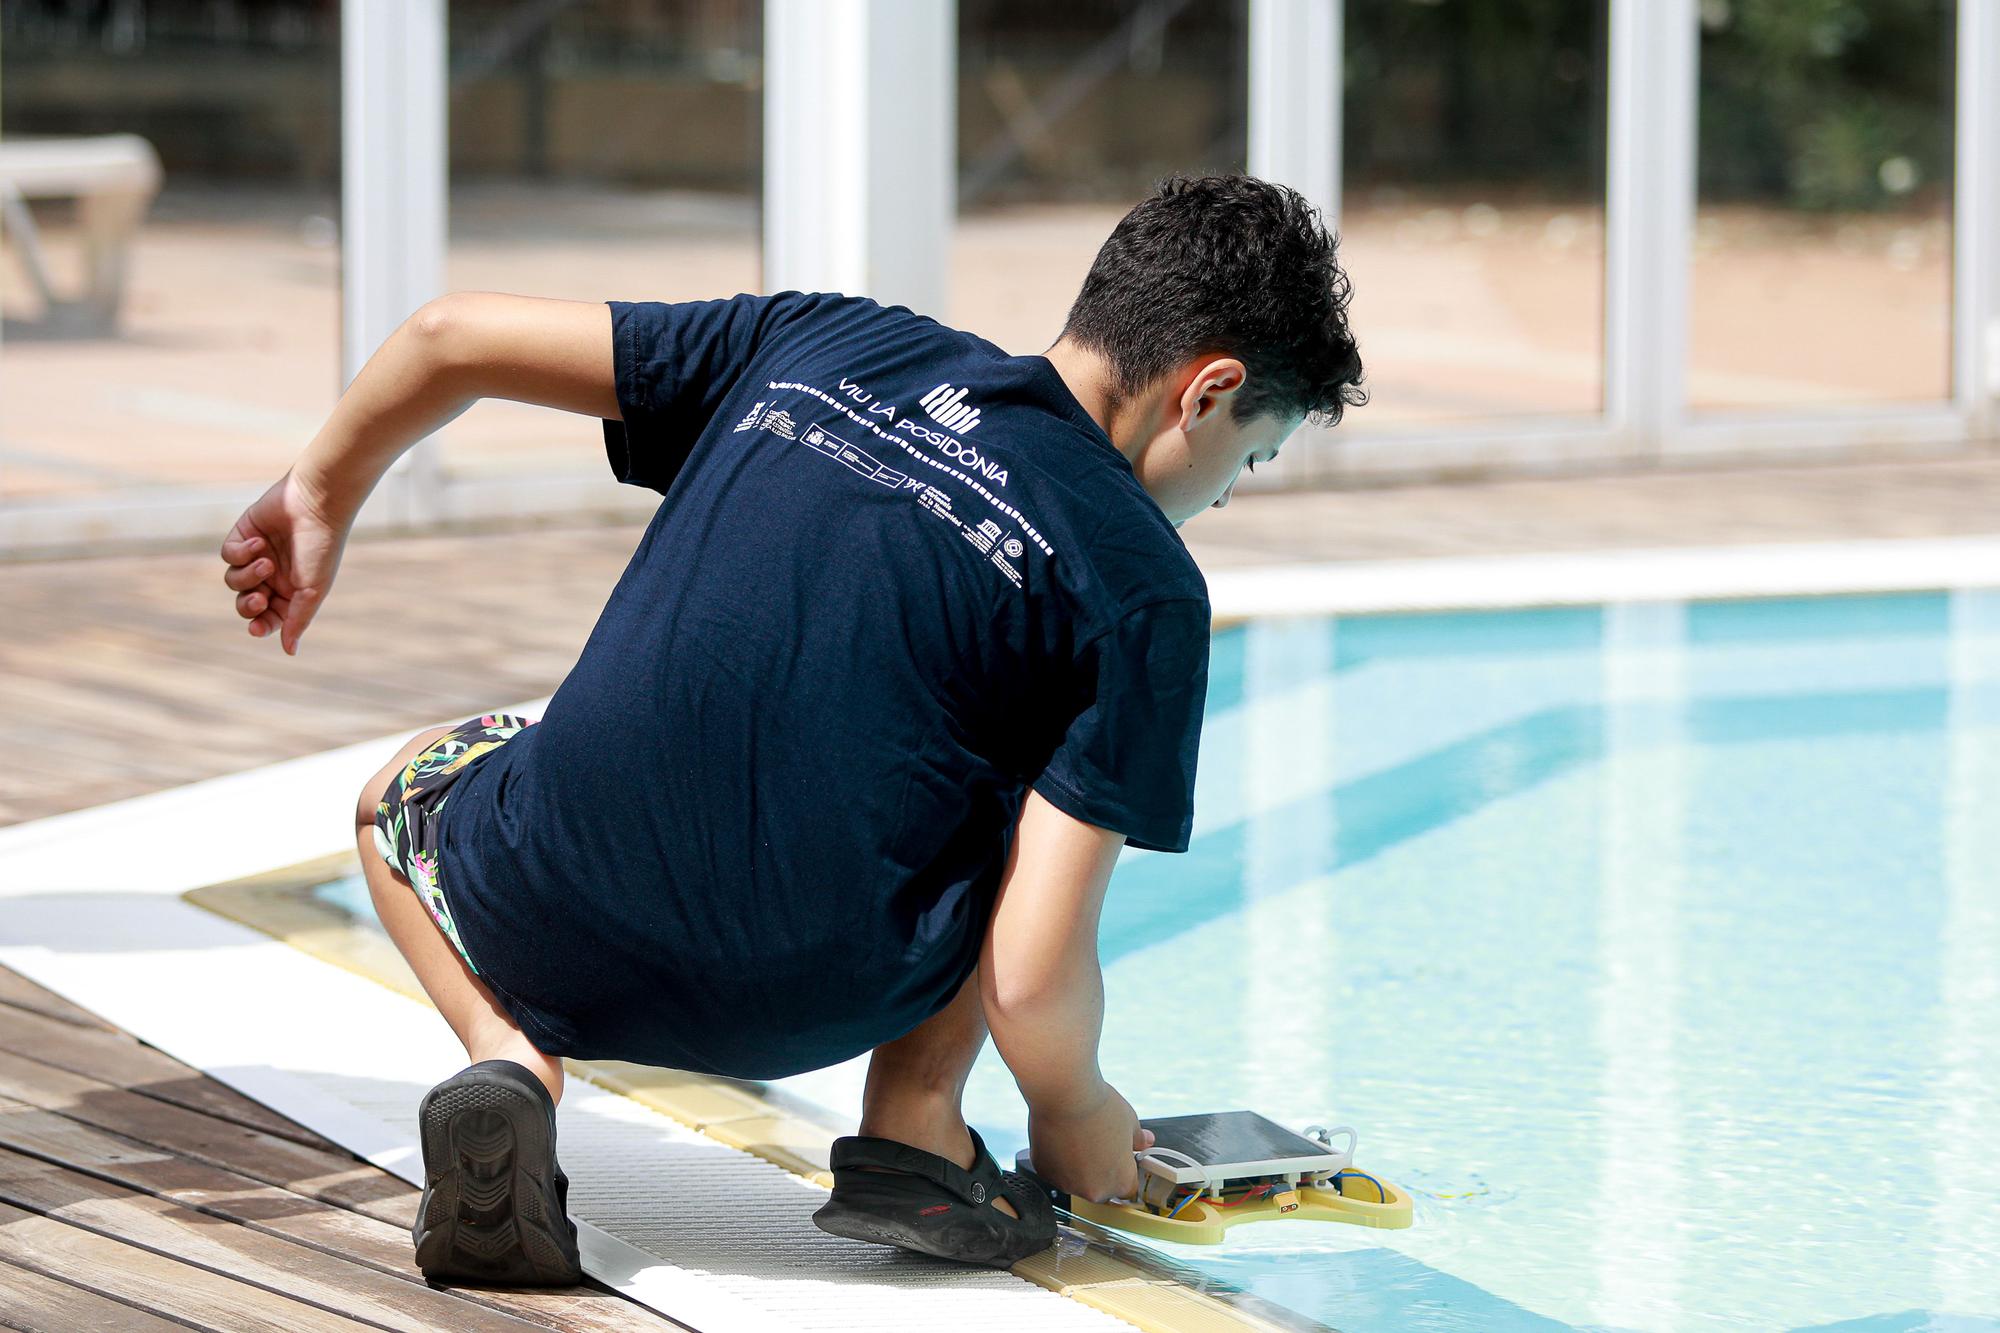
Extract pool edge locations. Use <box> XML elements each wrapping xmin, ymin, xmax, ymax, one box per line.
<box><xmin>183</xmin><ymin>856</ymin><xmax>1337</xmax><ymax>1333</ymax></box>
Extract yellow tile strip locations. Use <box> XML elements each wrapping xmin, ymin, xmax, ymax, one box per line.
<box><xmin>184</xmin><ymin>857</ymin><xmax>1326</xmax><ymax>1333</ymax></box>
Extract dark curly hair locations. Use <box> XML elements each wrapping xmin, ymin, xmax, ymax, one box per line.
<box><xmin>1056</xmin><ymin>174</ymin><xmax>1365</xmax><ymax>430</ymax></box>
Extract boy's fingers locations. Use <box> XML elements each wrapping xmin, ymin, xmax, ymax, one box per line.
<box><xmin>220</xmin><ymin>518</ymin><xmax>265</xmax><ymax>559</ymax></box>
<box><xmin>235</xmin><ymin>588</ymin><xmax>268</xmax><ymax>619</ymax></box>
<box><xmin>280</xmin><ymin>586</ymin><xmax>322</xmax><ymax>655</ymax></box>
<box><xmin>251</xmin><ymin>592</ymin><xmax>290</xmax><ymax>640</ymax></box>
<box><xmin>223</xmin><ymin>558</ymin><xmax>272</xmax><ymax>593</ymax></box>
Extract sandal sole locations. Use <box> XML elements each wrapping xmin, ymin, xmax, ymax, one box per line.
<box><xmin>414</xmin><ymin>1070</ymin><xmax>582</xmax><ymax>1286</ymax></box>
<box><xmin>811</xmin><ymin>1199</ymin><xmax>1048</xmax><ymax>1270</ymax></box>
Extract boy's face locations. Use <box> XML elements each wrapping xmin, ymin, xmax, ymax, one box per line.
<box><xmin>1131</xmin><ymin>355</ymin><xmax>1301</xmax><ymax>528</ymax></box>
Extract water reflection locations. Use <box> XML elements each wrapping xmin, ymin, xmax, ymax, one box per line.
<box><xmin>1935</xmin><ymin>589</ymin><xmax>2000</xmax><ymax>1308</ymax></box>
<box><xmin>1593</xmin><ymin>602</ymin><xmax>1688</xmax><ymax>1330</ymax></box>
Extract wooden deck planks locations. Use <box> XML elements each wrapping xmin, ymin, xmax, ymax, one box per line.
<box><xmin>0</xmin><ymin>1148</ymin><xmax>548</xmax><ymax>1333</ymax></box>
<box><xmin>0</xmin><ymin>967</ymin><xmax>686</xmax><ymax>1332</ymax></box>
<box><xmin>0</xmin><ymin>520</ymin><xmax>640</xmax><ymax>828</ymax></box>
<box><xmin>0</xmin><ymin>1044</ymin><xmax>418</xmax><ymax>1228</ymax></box>
<box><xmin>0</xmin><ymin>970</ymin><xmax>122</xmax><ymax>1036</ymax></box>
<box><xmin>0</xmin><ymin>1095</ymin><xmax>411</xmax><ymax>1269</ymax></box>
<box><xmin>0</xmin><ymin>1256</ymin><xmax>193</xmax><ymax>1332</ymax></box>
<box><xmin>0</xmin><ymin>1095</ymin><xmax>688</xmax><ymax>1333</ymax></box>
<box><xmin>0</xmin><ymin>1197</ymin><xmax>376</xmax><ymax>1333</ymax></box>
<box><xmin>0</xmin><ymin>1000</ymin><xmax>344</xmax><ymax>1151</ymax></box>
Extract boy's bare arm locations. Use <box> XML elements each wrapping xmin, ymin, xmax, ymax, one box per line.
<box><xmin>296</xmin><ymin>292</ymin><xmax>619</xmax><ymax>519</ymax></box>
<box><xmin>222</xmin><ymin>292</ymin><xmax>618</xmax><ymax>652</ymax></box>
<box><xmin>980</xmin><ymin>789</ymin><xmax>1152</xmax><ymax>1202</ymax></box>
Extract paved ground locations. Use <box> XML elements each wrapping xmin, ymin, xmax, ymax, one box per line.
<box><xmin>4</xmin><ymin>451</ymin><xmax>1999</xmax><ymax>829</ymax></box>
<box><xmin>0</xmin><ymin>186</ymin><xmax>1955</xmax><ymax>500</ymax></box>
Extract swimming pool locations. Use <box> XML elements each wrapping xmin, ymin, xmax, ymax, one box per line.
<box><xmin>328</xmin><ymin>590</ymin><xmax>2000</xmax><ymax>1332</ymax></box>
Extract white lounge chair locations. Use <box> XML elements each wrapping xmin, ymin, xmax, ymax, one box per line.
<box><xmin>0</xmin><ymin>133</ymin><xmax>164</xmax><ymax>338</ymax></box>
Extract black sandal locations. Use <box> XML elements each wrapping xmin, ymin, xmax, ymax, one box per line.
<box><xmin>810</xmin><ymin>1126</ymin><xmax>1057</xmax><ymax>1268</ymax></box>
<box><xmin>413</xmin><ymin>1058</ymin><xmax>583</xmax><ymax>1286</ymax></box>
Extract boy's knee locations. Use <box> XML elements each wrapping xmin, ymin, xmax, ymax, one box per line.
<box><xmin>355</xmin><ymin>771</ymin><xmax>385</xmax><ymax>831</ymax></box>
<box><xmin>356</xmin><ymin>725</ymin><xmax>456</xmax><ymax>829</ymax></box>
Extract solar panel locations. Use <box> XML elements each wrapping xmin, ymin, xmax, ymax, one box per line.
<box><xmin>1135</xmin><ymin>1111</ymin><xmax>1350</xmax><ymax>1185</ymax></box>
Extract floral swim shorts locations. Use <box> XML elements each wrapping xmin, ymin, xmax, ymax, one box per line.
<box><xmin>372</xmin><ymin>712</ymin><xmax>538</xmax><ymax>976</ymax></box>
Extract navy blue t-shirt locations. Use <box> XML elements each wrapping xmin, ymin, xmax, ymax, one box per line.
<box><xmin>435</xmin><ymin>290</ymin><xmax>1209</xmax><ymax>1079</ymax></box>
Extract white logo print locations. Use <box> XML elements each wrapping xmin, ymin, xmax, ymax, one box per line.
<box><xmin>963</xmin><ymin>518</ymin><xmax>1002</xmax><ymax>554</ymax></box>
<box><xmin>914</xmin><ymin>484</ymin><xmax>955</xmax><ymax>519</ymax></box>
<box><xmin>920</xmin><ymin>382</ymin><xmax>982</xmax><ymax>434</ymax></box>
<box><xmin>758</xmin><ymin>407</ymin><xmax>797</xmax><ymax>439</ymax></box>
<box><xmin>1003</xmin><ymin>537</ymin><xmax>1024</xmax><ymax>558</ymax></box>
<box><xmin>733</xmin><ymin>401</ymin><xmax>765</xmax><ymax>432</ymax></box>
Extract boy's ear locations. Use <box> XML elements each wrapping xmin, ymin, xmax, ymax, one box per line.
<box><xmin>1175</xmin><ymin>356</ymin><xmax>1247</xmax><ymax>431</ymax></box>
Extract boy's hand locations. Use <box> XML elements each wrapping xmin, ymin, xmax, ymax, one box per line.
<box><xmin>1026</xmin><ymin>1080</ymin><xmax>1156</xmax><ymax>1204</ymax></box>
<box><xmin>219</xmin><ymin>467</ymin><xmax>350</xmax><ymax>656</ymax></box>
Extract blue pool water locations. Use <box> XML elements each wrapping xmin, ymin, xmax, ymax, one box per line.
<box><xmin>329</xmin><ymin>591</ymin><xmax>2000</xmax><ymax>1332</ymax></box>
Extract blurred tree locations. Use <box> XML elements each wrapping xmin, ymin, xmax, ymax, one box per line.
<box><xmin>1344</xmin><ymin>0</ymin><xmax>1607</xmax><ymax>201</ymax></box>
<box><xmin>1698</xmin><ymin>0</ymin><xmax>1954</xmax><ymax>211</ymax></box>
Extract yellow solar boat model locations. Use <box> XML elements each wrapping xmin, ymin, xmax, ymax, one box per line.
<box><xmin>1019</xmin><ymin>1111</ymin><xmax>1412</xmax><ymax>1246</ymax></box>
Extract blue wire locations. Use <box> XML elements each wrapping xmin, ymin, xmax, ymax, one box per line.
<box><xmin>1336</xmin><ymin>1168</ymin><xmax>1384</xmax><ymax>1200</ymax></box>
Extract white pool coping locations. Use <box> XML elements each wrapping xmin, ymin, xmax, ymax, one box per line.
<box><xmin>1202</xmin><ymin>533</ymin><xmax>2000</xmax><ymax>617</ymax></box>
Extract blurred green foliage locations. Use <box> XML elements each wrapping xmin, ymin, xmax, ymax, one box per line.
<box><xmin>1344</xmin><ymin>0</ymin><xmax>1608</xmax><ymax>198</ymax></box>
<box><xmin>1698</xmin><ymin>0</ymin><xmax>1953</xmax><ymax>210</ymax></box>
<box><xmin>1343</xmin><ymin>0</ymin><xmax>1955</xmax><ymax>212</ymax></box>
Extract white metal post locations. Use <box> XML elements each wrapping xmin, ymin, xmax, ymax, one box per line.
<box><xmin>1956</xmin><ymin>0</ymin><xmax>2000</xmax><ymax>444</ymax></box>
<box><xmin>1238</xmin><ymin>0</ymin><xmax>1342</xmax><ymax>488</ymax></box>
<box><xmin>763</xmin><ymin>0</ymin><xmax>953</xmax><ymax>317</ymax></box>
<box><xmin>1604</xmin><ymin>0</ymin><xmax>1697</xmax><ymax>458</ymax></box>
<box><xmin>1247</xmin><ymin>0</ymin><xmax>1341</xmax><ymax>231</ymax></box>
<box><xmin>342</xmin><ymin>0</ymin><xmax>448</xmax><ymax>526</ymax></box>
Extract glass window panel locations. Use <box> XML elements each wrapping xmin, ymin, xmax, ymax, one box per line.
<box><xmin>1341</xmin><ymin>1</ymin><xmax>1609</xmax><ymax>426</ymax></box>
<box><xmin>1691</xmin><ymin>0</ymin><xmax>1955</xmax><ymax>412</ymax></box>
<box><xmin>439</xmin><ymin>0</ymin><xmax>762</xmax><ymax>481</ymax></box>
<box><xmin>951</xmin><ymin>0</ymin><xmax>1250</xmax><ymax>354</ymax></box>
<box><xmin>0</xmin><ymin>1</ymin><xmax>340</xmax><ymax>505</ymax></box>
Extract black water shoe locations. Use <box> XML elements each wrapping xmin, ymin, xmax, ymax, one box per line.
<box><xmin>413</xmin><ymin>1058</ymin><xmax>583</xmax><ymax>1286</ymax></box>
<box><xmin>811</xmin><ymin>1126</ymin><xmax>1057</xmax><ymax>1268</ymax></box>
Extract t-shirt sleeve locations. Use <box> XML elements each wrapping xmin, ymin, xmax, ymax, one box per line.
<box><xmin>1030</xmin><ymin>597</ymin><xmax>1211</xmax><ymax>853</ymax></box>
<box><xmin>600</xmin><ymin>290</ymin><xmax>818</xmax><ymax>494</ymax></box>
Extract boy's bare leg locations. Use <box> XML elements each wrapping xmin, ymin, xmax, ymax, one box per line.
<box><xmin>857</xmin><ymin>965</ymin><xmax>1018</xmax><ymax>1217</ymax></box>
<box><xmin>355</xmin><ymin>727</ymin><xmax>564</xmax><ymax>1106</ymax></box>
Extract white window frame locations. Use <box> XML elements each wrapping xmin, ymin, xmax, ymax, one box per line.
<box><xmin>1243</xmin><ymin>0</ymin><xmax>2000</xmax><ymax>492</ymax></box>
<box><xmin>1954</xmin><ymin>0</ymin><xmax>2000</xmax><ymax>447</ymax></box>
<box><xmin>340</xmin><ymin>0</ymin><xmax>447</xmax><ymax>532</ymax></box>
